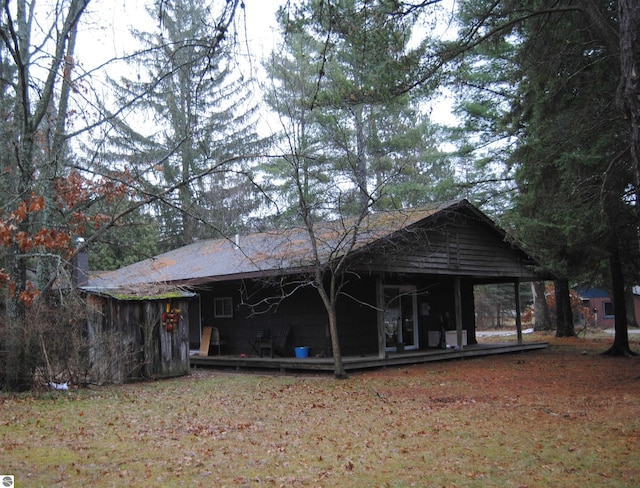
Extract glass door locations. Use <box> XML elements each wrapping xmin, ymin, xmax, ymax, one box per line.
<box><xmin>383</xmin><ymin>286</ymin><xmax>418</xmax><ymax>351</ymax></box>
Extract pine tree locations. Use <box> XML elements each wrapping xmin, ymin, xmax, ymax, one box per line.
<box><xmin>263</xmin><ymin>0</ymin><xmax>447</xmax><ymax>220</ymax></box>
<box><xmin>452</xmin><ymin>1</ymin><xmax>637</xmax><ymax>350</ymax></box>
<box><xmin>104</xmin><ymin>0</ymin><xmax>263</xmax><ymax>250</ymax></box>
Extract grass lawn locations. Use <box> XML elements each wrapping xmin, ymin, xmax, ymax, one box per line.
<box><xmin>1</xmin><ymin>332</ymin><xmax>639</xmax><ymax>487</ymax></box>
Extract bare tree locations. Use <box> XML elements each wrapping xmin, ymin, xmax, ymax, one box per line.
<box><xmin>0</xmin><ymin>0</ymin><xmax>247</xmax><ymax>389</ymax></box>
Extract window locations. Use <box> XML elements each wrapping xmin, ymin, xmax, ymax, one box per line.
<box><xmin>603</xmin><ymin>301</ymin><xmax>614</xmax><ymax>318</ymax></box>
<box><xmin>214</xmin><ymin>297</ymin><xmax>233</xmax><ymax>318</ymax></box>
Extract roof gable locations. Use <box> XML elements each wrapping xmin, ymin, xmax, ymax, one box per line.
<box><xmin>352</xmin><ymin>204</ymin><xmax>542</xmax><ymax>279</ymax></box>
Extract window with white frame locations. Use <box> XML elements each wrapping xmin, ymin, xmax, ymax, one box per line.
<box><xmin>214</xmin><ymin>297</ymin><xmax>233</xmax><ymax>318</ymax></box>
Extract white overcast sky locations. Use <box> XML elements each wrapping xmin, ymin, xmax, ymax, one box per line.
<box><xmin>78</xmin><ymin>1</ymin><xmax>282</xmax><ymax>70</ymax></box>
<box><xmin>75</xmin><ymin>0</ymin><xmax>456</xmax><ymax>128</ymax></box>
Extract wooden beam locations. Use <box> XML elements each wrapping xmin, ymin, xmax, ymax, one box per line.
<box><xmin>514</xmin><ymin>280</ymin><xmax>523</xmax><ymax>345</ymax></box>
<box><xmin>454</xmin><ymin>276</ymin><xmax>463</xmax><ymax>348</ymax></box>
<box><xmin>376</xmin><ymin>277</ymin><xmax>386</xmax><ymax>358</ymax></box>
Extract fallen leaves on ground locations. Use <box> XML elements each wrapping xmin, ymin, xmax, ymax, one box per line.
<box><xmin>1</xmin><ymin>332</ymin><xmax>639</xmax><ymax>487</ymax></box>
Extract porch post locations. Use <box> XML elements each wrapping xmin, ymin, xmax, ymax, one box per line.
<box><xmin>454</xmin><ymin>277</ymin><xmax>463</xmax><ymax>348</ymax></box>
<box><xmin>376</xmin><ymin>277</ymin><xmax>386</xmax><ymax>358</ymax></box>
<box><xmin>514</xmin><ymin>279</ymin><xmax>523</xmax><ymax>345</ymax></box>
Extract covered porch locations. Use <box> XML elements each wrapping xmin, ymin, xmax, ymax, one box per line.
<box><xmin>189</xmin><ymin>340</ymin><xmax>548</xmax><ymax>373</ymax></box>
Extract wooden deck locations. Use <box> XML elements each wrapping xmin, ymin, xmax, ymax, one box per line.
<box><xmin>190</xmin><ymin>341</ymin><xmax>548</xmax><ymax>373</ymax></box>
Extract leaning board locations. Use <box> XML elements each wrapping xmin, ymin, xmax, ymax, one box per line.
<box><xmin>199</xmin><ymin>326</ymin><xmax>212</xmax><ymax>356</ymax></box>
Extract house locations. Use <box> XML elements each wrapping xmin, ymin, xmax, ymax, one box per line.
<box><xmin>83</xmin><ymin>199</ymin><xmax>549</xmax><ymax>380</ymax></box>
<box><xmin>577</xmin><ymin>287</ymin><xmax>640</xmax><ymax>329</ymax></box>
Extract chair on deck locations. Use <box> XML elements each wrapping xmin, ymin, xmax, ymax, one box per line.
<box><xmin>270</xmin><ymin>326</ymin><xmax>290</xmax><ymax>357</ymax></box>
<box><xmin>210</xmin><ymin>327</ymin><xmax>225</xmax><ymax>355</ymax></box>
<box><xmin>199</xmin><ymin>326</ymin><xmax>225</xmax><ymax>356</ymax></box>
<box><xmin>249</xmin><ymin>327</ymin><xmax>290</xmax><ymax>358</ymax></box>
<box><xmin>249</xmin><ymin>329</ymin><xmax>271</xmax><ymax>357</ymax></box>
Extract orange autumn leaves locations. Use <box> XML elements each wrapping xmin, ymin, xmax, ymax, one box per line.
<box><xmin>0</xmin><ymin>170</ymin><xmax>131</xmax><ymax>306</ymax></box>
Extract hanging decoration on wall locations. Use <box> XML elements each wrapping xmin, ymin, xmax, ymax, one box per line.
<box><xmin>162</xmin><ymin>302</ymin><xmax>180</xmax><ymax>332</ymax></box>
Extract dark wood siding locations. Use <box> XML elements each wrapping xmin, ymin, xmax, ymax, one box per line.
<box><xmin>200</xmin><ymin>282</ymin><xmax>329</xmax><ymax>357</ymax></box>
<box><xmin>354</xmin><ymin>214</ymin><xmax>539</xmax><ymax>280</ymax></box>
<box><xmin>87</xmin><ymin>295</ymin><xmax>190</xmax><ymax>383</ymax></box>
<box><xmin>197</xmin><ymin>278</ymin><xmax>380</xmax><ymax>357</ymax></box>
<box><xmin>336</xmin><ymin>279</ymin><xmax>378</xmax><ymax>356</ymax></box>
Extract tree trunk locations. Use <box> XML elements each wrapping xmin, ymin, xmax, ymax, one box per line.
<box><xmin>625</xmin><ymin>286</ymin><xmax>638</xmax><ymax>328</ymax></box>
<box><xmin>315</xmin><ymin>272</ymin><xmax>347</xmax><ymax>379</ymax></box>
<box><xmin>555</xmin><ymin>279</ymin><xmax>575</xmax><ymax>337</ymax></box>
<box><xmin>603</xmin><ymin>244</ymin><xmax>637</xmax><ymax>356</ymax></box>
<box><xmin>353</xmin><ymin>104</ymin><xmax>370</xmax><ymax>209</ymax></box>
<box><xmin>532</xmin><ymin>281</ymin><xmax>553</xmax><ymax>330</ymax></box>
<box><xmin>326</xmin><ymin>304</ymin><xmax>347</xmax><ymax>379</ymax></box>
<box><xmin>37</xmin><ymin>19</ymin><xmax>79</xmax><ymax>289</ymax></box>
<box><xmin>617</xmin><ymin>0</ymin><xmax>640</xmax><ymax>227</ymax></box>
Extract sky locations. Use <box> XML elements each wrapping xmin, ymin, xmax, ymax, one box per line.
<box><xmin>75</xmin><ymin>0</ymin><xmax>456</xmax><ymax>130</ymax></box>
<box><xmin>78</xmin><ymin>0</ymin><xmax>282</xmax><ymax>70</ymax></box>
<box><xmin>69</xmin><ymin>0</ymin><xmax>287</xmax><ymax>139</ymax></box>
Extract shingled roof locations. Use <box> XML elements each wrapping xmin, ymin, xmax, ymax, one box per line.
<box><xmin>84</xmin><ymin>200</ymin><xmax>477</xmax><ymax>293</ymax></box>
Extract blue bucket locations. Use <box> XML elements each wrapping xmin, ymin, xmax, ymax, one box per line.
<box><xmin>294</xmin><ymin>347</ymin><xmax>309</xmax><ymax>358</ymax></box>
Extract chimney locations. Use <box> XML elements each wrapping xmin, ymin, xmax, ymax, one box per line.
<box><xmin>72</xmin><ymin>238</ymin><xmax>88</xmax><ymax>287</ymax></box>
